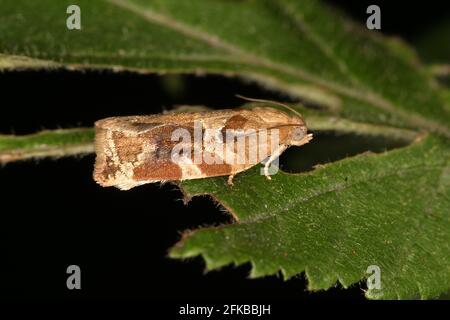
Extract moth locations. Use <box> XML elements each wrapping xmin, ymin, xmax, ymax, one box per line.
<box><xmin>93</xmin><ymin>97</ymin><xmax>313</xmax><ymax>190</ymax></box>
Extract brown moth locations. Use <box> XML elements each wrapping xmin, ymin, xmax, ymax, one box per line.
<box><xmin>93</xmin><ymin>98</ymin><xmax>313</xmax><ymax>190</ymax></box>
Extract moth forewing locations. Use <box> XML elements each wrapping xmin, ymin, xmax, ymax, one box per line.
<box><xmin>93</xmin><ymin>107</ymin><xmax>312</xmax><ymax>190</ymax></box>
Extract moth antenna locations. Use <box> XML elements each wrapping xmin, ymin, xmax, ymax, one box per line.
<box><xmin>233</xmin><ymin>124</ymin><xmax>301</xmax><ymax>139</ymax></box>
<box><xmin>236</xmin><ymin>94</ymin><xmax>304</xmax><ymax>119</ymax></box>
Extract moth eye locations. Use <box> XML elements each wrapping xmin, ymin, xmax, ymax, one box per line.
<box><xmin>293</xmin><ymin>127</ymin><xmax>305</xmax><ymax>140</ymax></box>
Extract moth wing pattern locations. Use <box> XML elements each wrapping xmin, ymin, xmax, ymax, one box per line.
<box><xmin>94</xmin><ymin>107</ymin><xmax>309</xmax><ymax>190</ymax></box>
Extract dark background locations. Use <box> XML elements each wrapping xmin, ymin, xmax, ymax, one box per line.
<box><xmin>1</xmin><ymin>1</ymin><xmax>448</xmax><ymax>303</ymax></box>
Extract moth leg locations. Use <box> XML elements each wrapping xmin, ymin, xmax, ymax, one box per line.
<box><xmin>264</xmin><ymin>145</ymin><xmax>288</xmax><ymax>180</ymax></box>
<box><xmin>227</xmin><ymin>174</ymin><xmax>235</xmax><ymax>186</ymax></box>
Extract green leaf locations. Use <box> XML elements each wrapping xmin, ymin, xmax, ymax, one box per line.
<box><xmin>172</xmin><ymin>134</ymin><xmax>450</xmax><ymax>299</ymax></box>
<box><xmin>0</xmin><ymin>128</ymin><xmax>94</xmax><ymax>163</ymax></box>
<box><xmin>1</xmin><ymin>0</ymin><xmax>450</xmax><ymax>136</ymax></box>
<box><xmin>2</xmin><ymin>0</ymin><xmax>450</xmax><ymax>300</ymax></box>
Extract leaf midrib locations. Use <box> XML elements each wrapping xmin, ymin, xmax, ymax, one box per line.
<box><xmin>224</xmin><ymin>162</ymin><xmax>446</xmax><ymax>225</ymax></box>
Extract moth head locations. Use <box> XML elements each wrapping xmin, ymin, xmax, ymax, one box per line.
<box><xmin>289</xmin><ymin>124</ymin><xmax>310</xmax><ymax>146</ymax></box>
<box><xmin>235</xmin><ymin>95</ymin><xmax>313</xmax><ymax>146</ymax></box>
